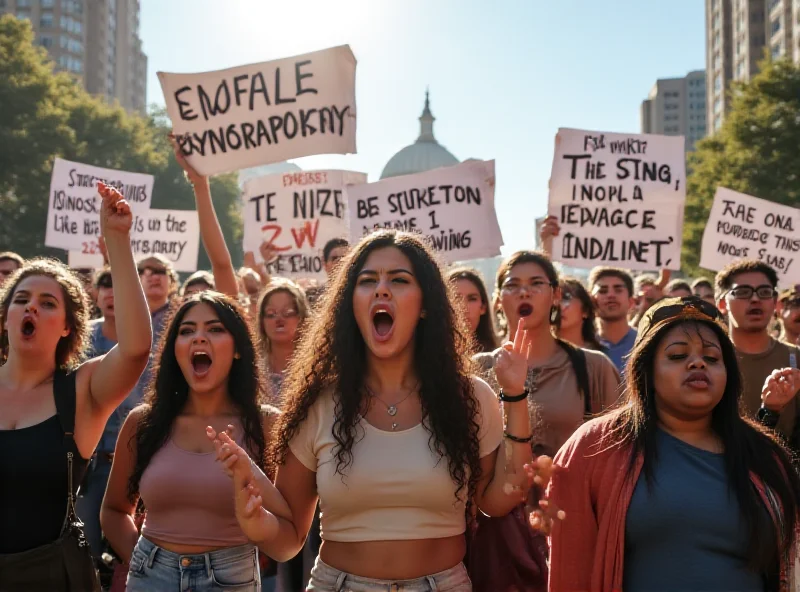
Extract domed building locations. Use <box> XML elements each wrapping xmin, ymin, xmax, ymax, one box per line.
<box><xmin>380</xmin><ymin>91</ymin><xmax>459</xmax><ymax>179</ymax></box>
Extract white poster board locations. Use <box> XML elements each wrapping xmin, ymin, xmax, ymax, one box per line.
<box><xmin>45</xmin><ymin>158</ymin><xmax>154</xmax><ymax>252</ymax></box>
<box><xmin>700</xmin><ymin>187</ymin><xmax>799</xmax><ymax>285</ymax></box>
<box><xmin>345</xmin><ymin>160</ymin><xmax>502</xmax><ymax>262</ymax></box>
<box><xmin>242</xmin><ymin>170</ymin><xmax>367</xmax><ymax>280</ymax></box>
<box><xmin>158</xmin><ymin>45</ymin><xmax>357</xmax><ymax>177</ymax></box>
<box><xmin>547</xmin><ymin>128</ymin><xmax>686</xmax><ymax>270</ymax></box>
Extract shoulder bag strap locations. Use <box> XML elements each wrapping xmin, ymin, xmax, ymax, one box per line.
<box><xmin>53</xmin><ymin>370</ymin><xmax>83</xmax><ymax>534</ymax></box>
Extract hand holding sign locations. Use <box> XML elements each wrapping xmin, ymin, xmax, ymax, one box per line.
<box><xmin>169</xmin><ymin>132</ymin><xmax>206</xmax><ymax>187</ymax></box>
<box><xmin>98</xmin><ymin>182</ymin><xmax>132</xmax><ymax>238</ymax></box>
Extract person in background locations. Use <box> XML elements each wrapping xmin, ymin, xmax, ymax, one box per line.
<box><xmin>554</xmin><ymin>277</ymin><xmax>603</xmax><ymax>351</ymax></box>
<box><xmin>448</xmin><ymin>267</ymin><xmax>498</xmax><ymax>354</ymax></box>
<box><xmin>588</xmin><ymin>267</ymin><xmax>637</xmax><ymax>374</ymax></box>
<box><xmin>0</xmin><ymin>183</ymin><xmax>152</xmax><ymax>591</ymax></box>
<box><xmin>664</xmin><ymin>278</ymin><xmax>692</xmax><ymax>299</ymax></box>
<box><xmin>548</xmin><ymin>297</ymin><xmax>800</xmax><ymax>591</ymax></box>
<box><xmin>305</xmin><ymin>239</ymin><xmax>351</xmax><ymax>307</ymax></box>
<box><xmin>629</xmin><ymin>273</ymin><xmax>662</xmax><ymax>327</ymax></box>
<box><xmin>181</xmin><ymin>270</ymin><xmax>216</xmax><ymax>298</ymax></box>
<box><xmin>257</xmin><ymin>280</ymin><xmax>310</xmax><ymax>407</ymax></box>
<box><xmin>777</xmin><ymin>286</ymin><xmax>800</xmax><ymax>346</ymax></box>
<box><xmin>691</xmin><ymin>277</ymin><xmax>716</xmax><ymax>305</ymax></box>
<box><xmin>169</xmin><ymin>135</ymin><xmax>238</xmax><ymax>300</ymax></box>
<box><xmin>0</xmin><ymin>252</ymin><xmax>24</xmax><ymax>289</ymax></box>
<box><xmin>101</xmin><ymin>292</ymin><xmax>283</xmax><ymax>592</ymax></box>
<box><xmin>715</xmin><ymin>260</ymin><xmax>800</xmax><ymax>451</ymax></box>
<box><xmin>76</xmin><ymin>267</ymin><xmax>121</xmax><ymax>562</ymax></box>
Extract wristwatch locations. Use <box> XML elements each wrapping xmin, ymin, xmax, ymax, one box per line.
<box><xmin>756</xmin><ymin>406</ymin><xmax>780</xmax><ymax>429</ymax></box>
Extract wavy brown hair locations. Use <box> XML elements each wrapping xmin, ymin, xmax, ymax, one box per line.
<box><xmin>256</xmin><ymin>279</ymin><xmax>310</xmax><ymax>356</ymax></box>
<box><xmin>271</xmin><ymin>230</ymin><xmax>482</xmax><ymax>507</ymax></box>
<box><xmin>127</xmin><ymin>292</ymin><xmax>269</xmax><ymax>501</ymax></box>
<box><xmin>0</xmin><ymin>258</ymin><xmax>90</xmax><ymax>370</ymax></box>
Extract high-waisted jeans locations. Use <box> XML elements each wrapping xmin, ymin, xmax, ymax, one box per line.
<box><xmin>126</xmin><ymin>536</ymin><xmax>261</xmax><ymax>592</ymax></box>
<box><xmin>306</xmin><ymin>557</ymin><xmax>471</xmax><ymax>592</ymax></box>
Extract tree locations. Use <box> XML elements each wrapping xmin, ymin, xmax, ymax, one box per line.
<box><xmin>0</xmin><ymin>15</ymin><xmax>243</xmax><ymax>270</ymax></box>
<box><xmin>682</xmin><ymin>57</ymin><xmax>800</xmax><ymax>276</ymax></box>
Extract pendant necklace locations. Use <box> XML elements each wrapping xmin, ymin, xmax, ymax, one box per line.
<box><xmin>364</xmin><ymin>382</ymin><xmax>418</xmax><ymax>430</ymax></box>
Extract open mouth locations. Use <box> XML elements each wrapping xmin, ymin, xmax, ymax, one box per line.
<box><xmin>21</xmin><ymin>319</ymin><xmax>36</xmax><ymax>338</ymax></box>
<box><xmin>191</xmin><ymin>352</ymin><xmax>213</xmax><ymax>377</ymax></box>
<box><xmin>372</xmin><ymin>309</ymin><xmax>395</xmax><ymax>342</ymax></box>
<box><xmin>746</xmin><ymin>308</ymin><xmax>764</xmax><ymax>318</ymax></box>
<box><xmin>518</xmin><ymin>303</ymin><xmax>533</xmax><ymax>317</ymax></box>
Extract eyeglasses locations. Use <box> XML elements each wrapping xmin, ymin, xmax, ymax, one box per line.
<box><xmin>264</xmin><ymin>309</ymin><xmax>298</xmax><ymax>320</ymax></box>
<box><xmin>501</xmin><ymin>280</ymin><xmax>554</xmax><ymax>295</ymax></box>
<box><xmin>725</xmin><ymin>285</ymin><xmax>777</xmax><ymax>300</ymax></box>
<box><xmin>96</xmin><ymin>276</ymin><xmax>112</xmax><ymax>289</ymax></box>
<box><xmin>138</xmin><ymin>266</ymin><xmax>167</xmax><ymax>276</ymax></box>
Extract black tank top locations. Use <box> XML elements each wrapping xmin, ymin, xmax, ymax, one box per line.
<box><xmin>0</xmin><ymin>371</ymin><xmax>90</xmax><ymax>553</ymax></box>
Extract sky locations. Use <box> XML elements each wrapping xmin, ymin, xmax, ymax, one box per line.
<box><xmin>141</xmin><ymin>0</ymin><xmax>705</xmax><ymax>256</ymax></box>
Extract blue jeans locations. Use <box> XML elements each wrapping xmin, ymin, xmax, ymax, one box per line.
<box><xmin>307</xmin><ymin>557</ymin><xmax>472</xmax><ymax>592</ymax></box>
<box><xmin>127</xmin><ymin>536</ymin><xmax>261</xmax><ymax>592</ymax></box>
<box><xmin>76</xmin><ymin>454</ymin><xmax>112</xmax><ymax>557</ymax></box>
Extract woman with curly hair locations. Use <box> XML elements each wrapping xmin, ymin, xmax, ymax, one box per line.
<box><xmin>256</xmin><ymin>280</ymin><xmax>310</xmax><ymax>406</ymax></box>
<box><xmin>548</xmin><ymin>297</ymin><xmax>800</xmax><ymax>591</ymax></box>
<box><xmin>447</xmin><ymin>267</ymin><xmax>498</xmax><ymax>354</ymax></box>
<box><xmin>208</xmin><ymin>230</ymin><xmax>534</xmax><ymax>591</ymax></box>
<box><xmin>101</xmin><ymin>292</ymin><xmax>287</xmax><ymax>591</ymax></box>
<box><xmin>0</xmin><ymin>183</ymin><xmax>152</xmax><ymax>591</ymax></box>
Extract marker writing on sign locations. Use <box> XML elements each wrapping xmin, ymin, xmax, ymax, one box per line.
<box><xmin>562</xmin><ymin>234</ymin><xmax>674</xmax><ymax>268</ymax></box>
<box><xmin>67</xmin><ymin>169</ymin><xmax>149</xmax><ymax>203</ymax></box>
<box><xmin>355</xmin><ymin>184</ymin><xmax>482</xmax><ymax>220</ymax></box>
<box><xmin>129</xmin><ymin>214</ymin><xmax>190</xmax><ymax>262</ymax></box>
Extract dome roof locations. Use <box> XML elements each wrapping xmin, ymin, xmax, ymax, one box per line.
<box><xmin>380</xmin><ymin>91</ymin><xmax>458</xmax><ymax>179</ymax></box>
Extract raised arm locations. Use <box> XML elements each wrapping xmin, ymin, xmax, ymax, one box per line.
<box><xmin>169</xmin><ymin>134</ymin><xmax>238</xmax><ymax>298</ymax></box>
<box><xmin>82</xmin><ymin>183</ymin><xmax>151</xmax><ymax>415</ymax></box>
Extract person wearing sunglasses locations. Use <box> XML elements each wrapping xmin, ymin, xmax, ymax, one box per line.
<box><xmin>715</xmin><ymin>260</ymin><xmax>800</xmax><ymax>451</ymax></box>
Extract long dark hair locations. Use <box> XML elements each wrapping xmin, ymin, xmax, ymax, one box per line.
<box><xmin>128</xmin><ymin>292</ymin><xmax>269</xmax><ymax>501</ymax></box>
<box><xmin>555</xmin><ymin>277</ymin><xmax>602</xmax><ymax>351</ymax></box>
<box><xmin>272</xmin><ymin>230</ymin><xmax>481</xmax><ymax>508</ymax></box>
<box><xmin>447</xmin><ymin>267</ymin><xmax>498</xmax><ymax>353</ymax></box>
<box><xmin>0</xmin><ymin>259</ymin><xmax>90</xmax><ymax>370</ymax></box>
<box><xmin>610</xmin><ymin>317</ymin><xmax>800</xmax><ymax>580</ymax></box>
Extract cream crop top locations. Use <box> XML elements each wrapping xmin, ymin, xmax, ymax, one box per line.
<box><xmin>289</xmin><ymin>377</ymin><xmax>503</xmax><ymax>542</ymax></box>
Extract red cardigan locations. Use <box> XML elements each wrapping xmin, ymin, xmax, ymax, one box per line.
<box><xmin>546</xmin><ymin>414</ymin><xmax>796</xmax><ymax>592</ymax></box>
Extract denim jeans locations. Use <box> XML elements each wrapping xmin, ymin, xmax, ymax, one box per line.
<box><xmin>75</xmin><ymin>455</ymin><xmax>112</xmax><ymax>557</ymax></box>
<box><xmin>127</xmin><ymin>536</ymin><xmax>261</xmax><ymax>592</ymax></box>
<box><xmin>307</xmin><ymin>557</ymin><xmax>472</xmax><ymax>592</ymax></box>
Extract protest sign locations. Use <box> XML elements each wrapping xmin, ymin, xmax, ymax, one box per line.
<box><xmin>242</xmin><ymin>170</ymin><xmax>366</xmax><ymax>280</ymax></box>
<box><xmin>700</xmin><ymin>187</ymin><xmax>800</xmax><ymax>285</ymax></box>
<box><xmin>67</xmin><ymin>249</ymin><xmax>103</xmax><ymax>270</ymax></box>
<box><xmin>346</xmin><ymin>161</ymin><xmax>502</xmax><ymax>262</ymax></box>
<box><xmin>158</xmin><ymin>45</ymin><xmax>357</xmax><ymax>177</ymax></box>
<box><xmin>129</xmin><ymin>209</ymin><xmax>200</xmax><ymax>272</ymax></box>
<box><xmin>547</xmin><ymin>128</ymin><xmax>686</xmax><ymax>271</ymax></box>
<box><xmin>44</xmin><ymin>158</ymin><xmax>154</xmax><ymax>252</ymax></box>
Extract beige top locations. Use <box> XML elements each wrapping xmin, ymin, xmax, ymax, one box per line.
<box><xmin>288</xmin><ymin>377</ymin><xmax>503</xmax><ymax>542</ymax></box>
<box><xmin>474</xmin><ymin>346</ymin><xmax>621</xmax><ymax>457</ymax></box>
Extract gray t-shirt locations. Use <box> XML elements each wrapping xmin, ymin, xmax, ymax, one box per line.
<box><xmin>624</xmin><ymin>429</ymin><xmax>767</xmax><ymax>591</ymax></box>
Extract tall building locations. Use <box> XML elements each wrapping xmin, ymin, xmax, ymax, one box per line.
<box><xmin>706</xmin><ymin>0</ymin><xmax>797</xmax><ymax>133</ymax></box>
<box><xmin>2</xmin><ymin>0</ymin><xmax>147</xmax><ymax>114</ymax></box>
<box><xmin>640</xmin><ymin>71</ymin><xmax>708</xmax><ymax>151</ymax></box>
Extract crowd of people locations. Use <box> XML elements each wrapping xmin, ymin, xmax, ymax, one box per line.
<box><xmin>1</xmin><ymin>150</ymin><xmax>800</xmax><ymax>592</ymax></box>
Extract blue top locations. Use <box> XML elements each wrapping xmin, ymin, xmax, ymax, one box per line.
<box><xmin>97</xmin><ymin>303</ymin><xmax>170</xmax><ymax>454</ymax></box>
<box><xmin>624</xmin><ymin>429</ymin><xmax>766</xmax><ymax>591</ymax></box>
<box><xmin>598</xmin><ymin>327</ymin><xmax>637</xmax><ymax>374</ymax></box>
<box><xmin>87</xmin><ymin>318</ymin><xmax>116</xmax><ymax>360</ymax></box>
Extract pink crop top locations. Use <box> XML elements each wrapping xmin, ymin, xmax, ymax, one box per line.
<box><xmin>138</xmin><ymin>436</ymin><xmax>249</xmax><ymax>546</ymax></box>
<box><xmin>289</xmin><ymin>377</ymin><xmax>503</xmax><ymax>542</ymax></box>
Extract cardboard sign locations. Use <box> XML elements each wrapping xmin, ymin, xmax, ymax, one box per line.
<box><xmin>548</xmin><ymin>128</ymin><xmax>686</xmax><ymax>270</ymax></box>
<box><xmin>45</xmin><ymin>158</ymin><xmax>154</xmax><ymax>252</ymax></box>
<box><xmin>700</xmin><ymin>187</ymin><xmax>800</xmax><ymax>284</ymax></box>
<box><xmin>242</xmin><ymin>170</ymin><xmax>366</xmax><ymax>280</ymax></box>
<box><xmin>346</xmin><ymin>160</ymin><xmax>502</xmax><ymax>262</ymax></box>
<box><xmin>158</xmin><ymin>45</ymin><xmax>357</xmax><ymax>176</ymax></box>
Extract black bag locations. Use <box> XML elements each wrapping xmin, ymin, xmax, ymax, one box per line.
<box><xmin>0</xmin><ymin>371</ymin><xmax>100</xmax><ymax>592</ymax></box>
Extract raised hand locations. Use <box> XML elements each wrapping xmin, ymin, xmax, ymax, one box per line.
<box><xmin>234</xmin><ymin>482</ymin><xmax>279</xmax><ymax>544</ymax></box>
<box><xmin>98</xmin><ymin>181</ymin><xmax>132</xmax><ymax>238</ymax></box>
<box><xmin>168</xmin><ymin>132</ymin><xmax>205</xmax><ymax>186</ymax></box>
<box><xmin>259</xmin><ymin>240</ymin><xmax>280</xmax><ymax>265</ymax></box>
<box><xmin>539</xmin><ymin>215</ymin><xmax>560</xmax><ymax>242</ymax></box>
<box><xmin>762</xmin><ymin>367</ymin><xmax>800</xmax><ymax>413</ymax></box>
<box><xmin>493</xmin><ymin>318</ymin><xmax>532</xmax><ymax>394</ymax></box>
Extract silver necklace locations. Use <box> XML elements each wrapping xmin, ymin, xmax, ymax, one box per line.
<box><xmin>364</xmin><ymin>383</ymin><xmax>418</xmax><ymax>430</ymax></box>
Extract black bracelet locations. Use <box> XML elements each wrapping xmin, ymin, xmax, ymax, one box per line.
<box><xmin>504</xmin><ymin>430</ymin><xmax>533</xmax><ymax>444</ymax></box>
<box><xmin>499</xmin><ymin>389</ymin><xmax>528</xmax><ymax>403</ymax></box>
<box><xmin>756</xmin><ymin>406</ymin><xmax>780</xmax><ymax>429</ymax></box>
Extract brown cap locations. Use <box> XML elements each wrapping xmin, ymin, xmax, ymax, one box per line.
<box><xmin>635</xmin><ymin>296</ymin><xmax>726</xmax><ymax>346</ymax></box>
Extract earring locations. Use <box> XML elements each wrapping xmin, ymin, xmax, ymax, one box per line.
<box><xmin>233</xmin><ymin>352</ymin><xmax>241</xmax><ymax>360</ymax></box>
<box><xmin>550</xmin><ymin>307</ymin><xmax>558</xmax><ymax>324</ymax></box>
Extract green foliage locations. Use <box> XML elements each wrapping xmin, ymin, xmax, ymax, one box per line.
<box><xmin>0</xmin><ymin>15</ymin><xmax>243</xmax><ymax>270</ymax></box>
<box><xmin>682</xmin><ymin>58</ymin><xmax>800</xmax><ymax>276</ymax></box>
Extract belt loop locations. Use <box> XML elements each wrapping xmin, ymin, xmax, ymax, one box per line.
<box><xmin>426</xmin><ymin>574</ymin><xmax>438</xmax><ymax>591</ymax></box>
<box><xmin>146</xmin><ymin>543</ymin><xmax>158</xmax><ymax>569</ymax></box>
<box><xmin>204</xmin><ymin>552</ymin><xmax>212</xmax><ymax>579</ymax></box>
<box><xmin>335</xmin><ymin>571</ymin><xmax>347</xmax><ymax>592</ymax></box>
